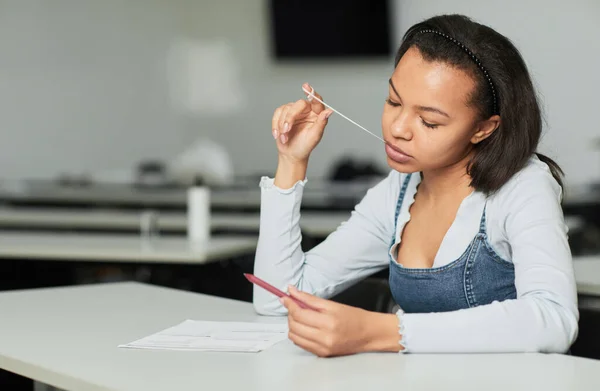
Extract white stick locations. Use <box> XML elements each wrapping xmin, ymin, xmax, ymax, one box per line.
<box><xmin>302</xmin><ymin>86</ymin><xmax>386</xmax><ymax>144</ymax></box>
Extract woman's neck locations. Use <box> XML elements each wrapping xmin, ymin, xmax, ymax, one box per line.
<box><xmin>418</xmin><ymin>155</ymin><xmax>474</xmax><ymax>203</ymax></box>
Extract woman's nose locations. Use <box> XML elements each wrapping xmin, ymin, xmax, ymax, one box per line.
<box><xmin>389</xmin><ymin>113</ymin><xmax>413</xmax><ymax>141</ymax></box>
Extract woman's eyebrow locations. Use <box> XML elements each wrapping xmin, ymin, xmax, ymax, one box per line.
<box><xmin>388</xmin><ymin>78</ymin><xmax>401</xmax><ymax>99</ymax></box>
<box><xmin>388</xmin><ymin>78</ymin><xmax>450</xmax><ymax>118</ymax></box>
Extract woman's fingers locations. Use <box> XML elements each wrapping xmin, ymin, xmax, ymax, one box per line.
<box><xmin>281</xmin><ymin>99</ymin><xmax>311</xmax><ymax>134</ymax></box>
<box><xmin>278</xmin><ymin>104</ymin><xmax>292</xmax><ymax>136</ymax></box>
<box><xmin>302</xmin><ymin>83</ymin><xmax>326</xmax><ymax>114</ymax></box>
<box><xmin>272</xmin><ymin>106</ymin><xmax>284</xmax><ymax>139</ymax></box>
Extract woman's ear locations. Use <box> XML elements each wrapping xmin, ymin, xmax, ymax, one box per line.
<box><xmin>471</xmin><ymin>115</ymin><xmax>501</xmax><ymax>144</ymax></box>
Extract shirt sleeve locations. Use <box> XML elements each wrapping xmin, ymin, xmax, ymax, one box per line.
<box><xmin>399</xmin><ymin>167</ymin><xmax>579</xmax><ymax>353</ymax></box>
<box><xmin>252</xmin><ymin>171</ymin><xmax>400</xmax><ymax>315</ymax></box>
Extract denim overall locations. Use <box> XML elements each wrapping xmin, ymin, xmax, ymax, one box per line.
<box><xmin>388</xmin><ymin>174</ymin><xmax>517</xmax><ymax>313</ymax></box>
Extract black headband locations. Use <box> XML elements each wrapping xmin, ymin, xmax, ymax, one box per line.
<box><xmin>417</xmin><ymin>29</ymin><xmax>498</xmax><ymax>115</ymax></box>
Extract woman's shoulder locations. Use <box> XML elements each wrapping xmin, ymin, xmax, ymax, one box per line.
<box><xmin>488</xmin><ymin>155</ymin><xmax>563</xmax><ymax>217</ymax></box>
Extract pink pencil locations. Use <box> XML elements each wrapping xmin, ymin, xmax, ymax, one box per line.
<box><xmin>244</xmin><ymin>273</ymin><xmax>316</xmax><ymax>311</ymax></box>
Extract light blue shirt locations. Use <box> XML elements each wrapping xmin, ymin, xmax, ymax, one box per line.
<box><xmin>252</xmin><ymin>156</ymin><xmax>578</xmax><ymax>353</ymax></box>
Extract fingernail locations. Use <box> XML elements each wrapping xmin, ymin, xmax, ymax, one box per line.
<box><xmin>279</xmin><ymin>298</ymin><xmax>285</xmax><ymax>305</ymax></box>
<box><xmin>283</xmin><ymin>122</ymin><xmax>289</xmax><ymax>133</ymax></box>
<box><xmin>280</xmin><ymin>134</ymin><xmax>287</xmax><ymax>144</ymax></box>
<box><xmin>273</xmin><ymin>129</ymin><xmax>278</xmax><ymax>139</ymax></box>
<box><xmin>325</xmin><ymin>111</ymin><xmax>333</xmax><ymax>119</ymax></box>
<box><xmin>304</xmin><ymin>84</ymin><xmax>313</xmax><ymax>100</ymax></box>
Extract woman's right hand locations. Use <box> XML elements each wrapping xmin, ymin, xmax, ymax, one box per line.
<box><xmin>272</xmin><ymin>83</ymin><xmax>333</xmax><ymax>164</ymax></box>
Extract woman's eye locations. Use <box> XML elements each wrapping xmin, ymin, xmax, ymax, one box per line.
<box><xmin>385</xmin><ymin>98</ymin><xmax>401</xmax><ymax>107</ymax></box>
<box><xmin>421</xmin><ymin>118</ymin><xmax>439</xmax><ymax>129</ymax></box>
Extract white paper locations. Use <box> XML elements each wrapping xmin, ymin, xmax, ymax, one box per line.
<box><xmin>118</xmin><ymin>320</ymin><xmax>288</xmax><ymax>353</ymax></box>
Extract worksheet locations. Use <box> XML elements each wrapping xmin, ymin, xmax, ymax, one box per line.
<box><xmin>118</xmin><ymin>320</ymin><xmax>288</xmax><ymax>352</ymax></box>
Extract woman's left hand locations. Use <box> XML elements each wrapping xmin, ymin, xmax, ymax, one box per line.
<box><xmin>281</xmin><ymin>286</ymin><xmax>401</xmax><ymax>357</ymax></box>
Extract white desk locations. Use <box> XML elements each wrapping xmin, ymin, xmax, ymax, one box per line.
<box><xmin>574</xmin><ymin>256</ymin><xmax>600</xmax><ymax>296</ymax></box>
<box><xmin>0</xmin><ymin>232</ymin><xmax>257</xmax><ymax>264</ymax></box>
<box><xmin>0</xmin><ymin>179</ymin><xmax>375</xmax><ymax>210</ymax></box>
<box><xmin>0</xmin><ymin>208</ymin><xmax>350</xmax><ymax>238</ymax></box>
<box><xmin>0</xmin><ymin>283</ymin><xmax>599</xmax><ymax>391</ymax></box>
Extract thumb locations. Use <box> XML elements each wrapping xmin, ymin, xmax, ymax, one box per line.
<box><xmin>288</xmin><ymin>286</ymin><xmax>330</xmax><ymax>311</ymax></box>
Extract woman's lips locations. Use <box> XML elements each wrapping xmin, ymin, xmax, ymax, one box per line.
<box><xmin>385</xmin><ymin>142</ymin><xmax>413</xmax><ymax>163</ymax></box>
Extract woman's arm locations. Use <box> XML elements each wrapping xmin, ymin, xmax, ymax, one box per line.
<box><xmin>254</xmin><ymin>84</ymin><xmax>397</xmax><ymax>314</ymax></box>
<box><xmin>253</xmin><ymin>170</ymin><xmax>400</xmax><ymax>315</ymax></box>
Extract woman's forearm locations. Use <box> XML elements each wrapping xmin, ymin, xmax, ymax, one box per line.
<box><xmin>274</xmin><ymin>156</ymin><xmax>308</xmax><ymax>189</ymax></box>
<box><xmin>361</xmin><ymin>312</ymin><xmax>404</xmax><ymax>353</ymax></box>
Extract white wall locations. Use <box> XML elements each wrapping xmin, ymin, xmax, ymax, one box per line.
<box><xmin>0</xmin><ymin>0</ymin><xmax>185</xmax><ymax>179</ymax></box>
<box><xmin>1</xmin><ymin>0</ymin><xmax>598</xmax><ymax>186</ymax></box>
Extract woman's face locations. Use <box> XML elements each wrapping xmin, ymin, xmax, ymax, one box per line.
<box><xmin>382</xmin><ymin>46</ymin><xmax>493</xmax><ymax>174</ymax></box>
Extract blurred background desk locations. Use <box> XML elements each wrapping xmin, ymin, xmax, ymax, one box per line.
<box><xmin>0</xmin><ymin>231</ymin><xmax>256</xmax><ymax>264</ymax></box>
<box><xmin>0</xmin><ymin>230</ymin><xmax>259</xmax><ymax>304</ymax></box>
<box><xmin>0</xmin><ymin>179</ymin><xmax>377</xmax><ymax>212</ymax></box>
<box><xmin>0</xmin><ymin>207</ymin><xmax>350</xmax><ymax>240</ymax></box>
<box><xmin>571</xmin><ymin>255</ymin><xmax>600</xmax><ymax>360</ymax></box>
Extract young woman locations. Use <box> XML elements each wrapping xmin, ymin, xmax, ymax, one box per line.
<box><xmin>253</xmin><ymin>14</ymin><xmax>578</xmax><ymax>356</ymax></box>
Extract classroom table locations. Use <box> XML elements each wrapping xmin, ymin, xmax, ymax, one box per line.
<box><xmin>563</xmin><ymin>184</ymin><xmax>600</xmax><ymax>214</ymax></box>
<box><xmin>0</xmin><ymin>207</ymin><xmax>351</xmax><ymax>239</ymax></box>
<box><xmin>0</xmin><ymin>232</ymin><xmax>257</xmax><ymax>264</ymax></box>
<box><xmin>573</xmin><ymin>255</ymin><xmax>600</xmax><ymax>297</ymax></box>
<box><xmin>0</xmin><ymin>282</ymin><xmax>599</xmax><ymax>391</ymax></box>
<box><xmin>570</xmin><ymin>256</ymin><xmax>600</xmax><ymax>360</ymax></box>
<box><xmin>0</xmin><ymin>179</ymin><xmax>376</xmax><ymax>211</ymax></box>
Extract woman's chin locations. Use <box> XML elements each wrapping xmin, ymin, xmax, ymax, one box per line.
<box><xmin>386</xmin><ymin>157</ymin><xmax>418</xmax><ymax>173</ymax></box>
